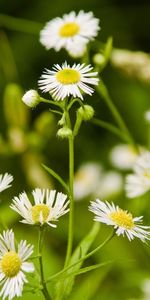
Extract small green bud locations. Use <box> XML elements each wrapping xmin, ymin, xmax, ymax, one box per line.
<box><xmin>57</xmin><ymin>127</ymin><xmax>72</xmax><ymax>139</ymax></box>
<box><xmin>22</xmin><ymin>90</ymin><xmax>40</xmax><ymax>108</ymax></box>
<box><xmin>93</xmin><ymin>53</ymin><xmax>105</xmax><ymax>66</ymax></box>
<box><xmin>58</xmin><ymin>113</ymin><xmax>66</xmax><ymax>126</ymax></box>
<box><xmin>77</xmin><ymin>105</ymin><xmax>94</xmax><ymax>121</ymax></box>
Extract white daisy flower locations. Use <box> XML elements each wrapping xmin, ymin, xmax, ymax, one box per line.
<box><xmin>39</xmin><ymin>10</ymin><xmax>100</xmax><ymax>57</ymax></box>
<box><xmin>38</xmin><ymin>62</ymin><xmax>99</xmax><ymax>101</ymax></box>
<box><xmin>0</xmin><ymin>229</ymin><xmax>34</xmax><ymax>300</ymax></box>
<box><xmin>0</xmin><ymin>173</ymin><xmax>13</xmax><ymax>193</ymax></box>
<box><xmin>89</xmin><ymin>199</ymin><xmax>150</xmax><ymax>242</ymax></box>
<box><xmin>125</xmin><ymin>151</ymin><xmax>150</xmax><ymax>198</ymax></box>
<box><xmin>10</xmin><ymin>189</ymin><xmax>69</xmax><ymax>227</ymax></box>
<box><xmin>109</xmin><ymin>144</ymin><xmax>138</xmax><ymax>170</ymax></box>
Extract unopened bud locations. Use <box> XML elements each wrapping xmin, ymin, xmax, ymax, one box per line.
<box><xmin>22</xmin><ymin>90</ymin><xmax>40</xmax><ymax>108</ymax></box>
<box><xmin>93</xmin><ymin>53</ymin><xmax>105</xmax><ymax>66</ymax></box>
<box><xmin>57</xmin><ymin>127</ymin><xmax>72</xmax><ymax>139</ymax></box>
<box><xmin>77</xmin><ymin>105</ymin><xmax>94</xmax><ymax>121</ymax></box>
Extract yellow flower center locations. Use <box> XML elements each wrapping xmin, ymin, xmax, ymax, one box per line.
<box><xmin>1</xmin><ymin>251</ymin><xmax>21</xmax><ymax>277</ymax></box>
<box><xmin>56</xmin><ymin>68</ymin><xmax>80</xmax><ymax>85</ymax></box>
<box><xmin>59</xmin><ymin>22</ymin><xmax>80</xmax><ymax>37</ymax></box>
<box><xmin>109</xmin><ymin>209</ymin><xmax>134</xmax><ymax>229</ymax></box>
<box><xmin>31</xmin><ymin>204</ymin><xmax>50</xmax><ymax>223</ymax></box>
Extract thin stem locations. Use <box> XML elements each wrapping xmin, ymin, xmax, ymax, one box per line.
<box><xmin>63</xmin><ymin>105</ymin><xmax>74</xmax><ymax>267</ymax></box>
<box><xmin>68</xmin><ymin>98</ymin><xmax>84</xmax><ymax>111</ymax></box>
<box><xmin>38</xmin><ymin>227</ymin><xmax>51</xmax><ymax>300</ymax></box>
<box><xmin>40</xmin><ymin>97</ymin><xmax>62</xmax><ymax>108</ymax></box>
<box><xmin>91</xmin><ymin>117</ymin><xmax>129</xmax><ymax>142</ymax></box>
<box><xmin>46</xmin><ymin>230</ymin><xmax>114</xmax><ymax>283</ymax></box>
<box><xmin>96</xmin><ymin>80</ymin><xmax>138</xmax><ymax>151</ymax></box>
<box><xmin>64</xmin><ymin>134</ymin><xmax>74</xmax><ymax>266</ymax></box>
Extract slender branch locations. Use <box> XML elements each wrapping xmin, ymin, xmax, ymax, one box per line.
<box><xmin>38</xmin><ymin>227</ymin><xmax>51</xmax><ymax>300</ymax></box>
<box><xmin>64</xmin><ymin>134</ymin><xmax>74</xmax><ymax>266</ymax></box>
<box><xmin>64</xmin><ymin>105</ymin><xmax>75</xmax><ymax>266</ymax></box>
<box><xmin>96</xmin><ymin>80</ymin><xmax>138</xmax><ymax>150</ymax></box>
<box><xmin>91</xmin><ymin>118</ymin><xmax>129</xmax><ymax>142</ymax></box>
<box><xmin>46</xmin><ymin>230</ymin><xmax>115</xmax><ymax>283</ymax></box>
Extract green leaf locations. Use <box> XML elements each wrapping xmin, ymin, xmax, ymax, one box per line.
<box><xmin>42</xmin><ymin>164</ymin><xmax>68</xmax><ymax>192</ymax></box>
<box><xmin>55</xmin><ymin>222</ymin><xmax>100</xmax><ymax>300</ymax></box>
<box><xmin>57</xmin><ymin>260</ymin><xmax>113</xmax><ymax>280</ymax></box>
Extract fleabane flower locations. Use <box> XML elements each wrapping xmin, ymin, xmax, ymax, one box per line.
<box><xmin>125</xmin><ymin>151</ymin><xmax>150</xmax><ymax>198</ymax></box>
<box><xmin>0</xmin><ymin>229</ymin><xmax>34</xmax><ymax>300</ymax></box>
<box><xmin>11</xmin><ymin>189</ymin><xmax>69</xmax><ymax>227</ymax></box>
<box><xmin>38</xmin><ymin>62</ymin><xmax>99</xmax><ymax>101</ymax></box>
<box><xmin>0</xmin><ymin>173</ymin><xmax>13</xmax><ymax>193</ymax></box>
<box><xmin>89</xmin><ymin>199</ymin><xmax>150</xmax><ymax>242</ymax></box>
<box><xmin>39</xmin><ymin>10</ymin><xmax>100</xmax><ymax>57</ymax></box>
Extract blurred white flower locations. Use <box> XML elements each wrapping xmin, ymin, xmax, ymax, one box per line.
<box><xmin>74</xmin><ymin>162</ymin><xmax>102</xmax><ymax>200</ymax></box>
<box><xmin>40</xmin><ymin>10</ymin><xmax>100</xmax><ymax>57</ymax></box>
<box><xmin>22</xmin><ymin>90</ymin><xmax>40</xmax><ymax>108</ymax></box>
<box><xmin>0</xmin><ymin>173</ymin><xmax>13</xmax><ymax>193</ymax></box>
<box><xmin>142</xmin><ymin>279</ymin><xmax>150</xmax><ymax>300</ymax></box>
<box><xmin>89</xmin><ymin>199</ymin><xmax>150</xmax><ymax>242</ymax></box>
<box><xmin>0</xmin><ymin>229</ymin><xmax>34</xmax><ymax>300</ymax></box>
<box><xmin>125</xmin><ymin>151</ymin><xmax>150</xmax><ymax>198</ymax></box>
<box><xmin>11</xmin><ymin>188</ymin><xmax>69</xmax><ymax>227</ymax></box>
<box><xmin>110</xmin><ymin>144</ymin><xmax>138</xmax><ymax>170</ymax></box>
<box><xmin>144</xmin><ymin>110</ymin><xmax>150</xmax><ymax>123</ymax></box>
<box><xmin>38</xmin><ymin>62</ymin><xmax>99</xmax><ymax>101</ymax></box>
<box><xmin>95</xmin><ymin>171</ymin><xmax>123</xmax><ymax>199</ymax></box>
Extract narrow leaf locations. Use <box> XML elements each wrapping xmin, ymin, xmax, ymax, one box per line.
<box><xmin>55</xmin><ymin>222</ymin><xmax>100</xmax><ymax>299</ymax></box>
<box><xmin>42</xmin><ymin>164</ymin><xmax>68</xmax><ymax>192</ymax></box>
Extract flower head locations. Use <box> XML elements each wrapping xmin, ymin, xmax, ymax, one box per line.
<box><xmin>11</xmin><ymin>189</ymin><xmax>69</xmax><ymax>227</ymax></box>
<box><xmin>38</xmin><ymin>62</ymin><xmax>99</xmax><ymax>101</ymax></box>
<box><xmin>89</xmin><ymin>199</ymin><xmax>150</xmax><ymax>242</ymax></box>
<box><xmin>125</xmin><ymin>151</ymin><xmax>150</xmax><ymax>198</ymax></box>
<box><xmin>22</xmin><ymin>90</ymin><xmax>40</xmax><ymax>108</ymax></box>
<box><xmin>0</xmin><ymin>173</ymin><xmax>13</xmax><ymax>193</ymax></box>
<box><xmin>0</xmin><ymin>229</ymin><xmax>34</xmax><ymax>300</ymax></box>
<box><xmin>40</xmin><ymin>11</ymin><xmax>100</xmax><ymax>57</ymax></box>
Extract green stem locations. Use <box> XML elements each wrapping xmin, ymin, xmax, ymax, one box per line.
<box><xmin>96</xmin><ymin>80</ymin><xmax>137</xmax><ymax>150</ymax></box>
<box><xmin>64</xmin><ymin>134</ymin><xmax>74</xmax><ymax>266</ymax></box>
<box><xmin>46</xmin><ymin>230</ymin><xmax>114</xmax><ymax>283</ymax></box>
<box><xmin>0</xmin><ymin>13</ymin><xmax>42</xmax><ymax>34</ymax></box>
<box><xmin>63</xmin><ymin>104</ymin><xmax>74</xmax><ymax>267</ymax></box>
<box><xmin>38</xmin><ymin>227</ymin><xmax>51</xmax><ymax>300</ymax></box>
<box><xmin>40</xmin><ymin>97</ymin><xmax>62</xmax><ymax>108</ymax></box>
<box><xmin>91</xmin><ymin>118</ymin><xmax>129</xmax><ymax>142</ymax></box>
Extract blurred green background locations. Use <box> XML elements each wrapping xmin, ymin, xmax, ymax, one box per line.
<box><xmin>0</xmin><ymin>0</ymin><xmax>150</xmax><ymax>299</ymax></box>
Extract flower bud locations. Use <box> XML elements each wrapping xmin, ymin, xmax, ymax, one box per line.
<box><xmin>93</xmin><ymin>53</ymin><xmax>105</xmax><ymax>66</ymax></box>
<box><xmin>77</xmin><ymin>105</ymin><xmax>94</xmax><ymax>121</ymax></box>
<box><xmin>22</xmin><ymin>90</ymin><xmax>40</xmax><ymax>108</ymax></box>
<box><xmin>57</xmin><ymin>127</ymin><xmax>72</xmax><ymax>139</ymax></box>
